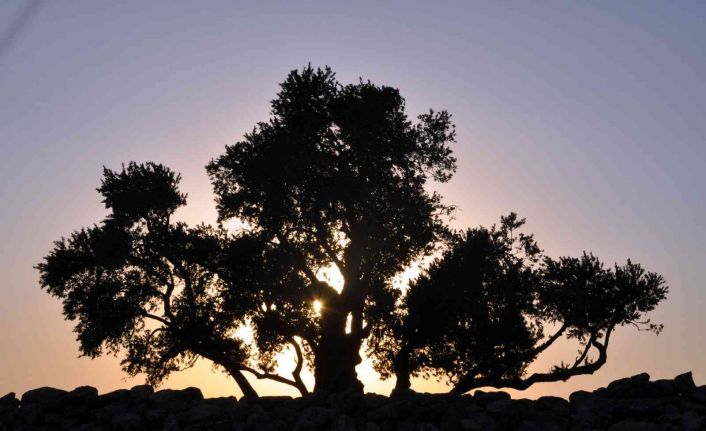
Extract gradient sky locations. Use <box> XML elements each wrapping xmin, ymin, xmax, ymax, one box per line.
<box><xmin>1</xmin><ymin>1</ymin><xmax>705</xmax><ymax>400</ymax></box>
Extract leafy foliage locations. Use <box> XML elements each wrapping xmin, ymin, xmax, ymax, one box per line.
<box><xmin>38</xmin><ymin>67</ymin><xmax>668</xmax><ymax>396</ymax></box>
<box><xmin>37</xmin><ymin>162</ymin><xmax>311</xmax><ymax>396</ymax></box>
<box><xmin>207</xmin><ymin>65</ymin><xmax>457</xmax><ymax>392</ymax></box>
<box><xmin>371</xmin><ymin>214</ymin><xmax>668</xmax><ymax>393</ymax></box>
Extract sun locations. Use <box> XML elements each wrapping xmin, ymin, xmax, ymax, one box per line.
<box><xmin>313</xmin><ymin>299</ymin><xmax>323</xmax><ymax>315</ymax></box>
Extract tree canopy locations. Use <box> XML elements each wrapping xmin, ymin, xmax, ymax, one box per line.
<box><xmin>368</xmin><ymin>214</ymin><xmax>667</xmax><ymax>394</ymax></box>
<box><xmin>38</xmin><ymin>66</ymin><xmax>668</xmax><ymax>397</ymax></box>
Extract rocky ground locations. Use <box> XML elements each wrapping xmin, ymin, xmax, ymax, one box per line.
<box><xmin>1</xmin><ymin>372</ymin><xmax>705</xmax><ymax>430</ymax></box>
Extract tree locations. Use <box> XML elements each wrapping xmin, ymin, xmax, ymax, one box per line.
<box><xmin>207</xmin><ymin>65</ymin><xmax>457</xmax><ymax>393</ymax></box>
<box><xmin>39</xmin><ymin>66</ymin><xmax>667</xmax><ymax>397</ymax></box>
<box><xmin>37</xmin><ymin>162</ymin><xmax>312</xmax><ymax>398</ymax></box>
<box><xmin>370</xmin><ymin>214</ymin><xmax>668</xmax><ymax>394</ymax></box>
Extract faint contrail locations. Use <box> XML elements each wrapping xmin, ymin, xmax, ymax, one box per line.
<box><xmin>0</xmin><ymin>0</ymin><xmax>46</xmax><ymax>64</ymax></box>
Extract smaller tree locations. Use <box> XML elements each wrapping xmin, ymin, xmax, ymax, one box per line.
<box><xmin>37</xmin><ymin>162</ymin><xmax>313</xmax><ymax>398</ymax></box>
<box><xmin>372</xmin><ymin>213</ymin><xmax>668</xmax><ymax>394</ymax></box>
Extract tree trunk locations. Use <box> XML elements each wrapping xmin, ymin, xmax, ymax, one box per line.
<box><xmin>392</xmin><ymin>344</ymin><xmax>412</xmax><ymax>392</ymax></box>
<box><xmin>226</xmin><ymin>365</ymin><xmax>259</xmax><ymax>398</ymax></box>
<box><xmin>313</xmin><ymin>303</ymin><xmax>364</xmax><ymax>393</ymax></box>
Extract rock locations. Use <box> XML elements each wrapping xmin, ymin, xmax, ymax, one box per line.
<box><xmin>612</xmin><ymin>397</ymin><xmax>665</xmax><ymax>416</ymax></box>
<box><xmin>364</xmin><ymin>393</ymin><xmax>389</xmax><ymax>410</ymax></box>
<box><xmin>98</xmin><ymin>388</ymin><xmax>131</xmax><ymax>406</ymax></box>
<box><xmin>5</xmin><ymin>372</ymin><xmax>706</xmax><ymax>430</ymax></box>
<box><xmin>693</xmin><ymin>385</ymin><xmax>706</xmax><ymax>404</ymax></box>
<box><xmin>295</xmin><ymin>406</ymin><xmax>333</xmax><ymax>430</ymax></box>
<box><xmin>674</xmin><ymin>372</ymin><xmax>697</xmax><ymax>396</ymax></box>
<box><xmin>471</xmin><ymin>390</ymin><xmax>510</xmax><ymax>405</ymax></box>
<box><xmin>187</xmin><ymin>401</ymin><xmax>221</xmax><ymax>423</ymax></box>
<box><xmin>0</xmin><ymin>392</ymin><xmax>18</xmax><ymax>411</ymax></box>
<box><xmin>568</xmin><ymin>390</ymin><xmax>593</xmax><ymax>404</ymax></box>
<box><xmin>331</xmin><ymin>390</ymin><xmax>366</xmax><ymax>415</ymax></box>
<box><xmin>111</xmin><ymin>411</ymin><xmax>143</xmax><ymax>430</ymax></box>
<box><xmin>129</xmin><ymin>384</ymin><xmax>153</xmax><ymax>402</ymax></box>
<box><xmin>151</xmin><ymin>387</ymin><xmax>203</xmax><ymax>410</ymax></box>
<box><xmin>515</xmin><ymin>420</ymin><xmax>563</xmax><ymax>431</ymax></box>
<box><xmin>604</xmin><ymin>373</ymin><xmax>651</xmax><ymax>398</ymax></box>
<box><xmin>162</xmin><ymin>413</ymin><xmax>180</xmax><ymax>431</ymax></box>
<box><xmin>652</xmin><ymin>379</ymin><xmax>676</xmax><ymax>396</ymax></box>
<box><xmin>486</xmin><ymin>398</ymin><xmax>534</xmax><ymax>428</ymax></box>
<box><xmin>658</xmin><ymin>404</ymin><xmax>681</xmax><ymax>424</ymax></box>
<box><xmin>571</xmin><ymin>393</ymin><xmax>615</xmax><ymax>428</ymax></box>
<box><xmin>259</xmin><ymin>395</ymin><xmax>294</xmax><ymax>406</ymax></box>
<box><xmin>368</xmin><ymin>400</ymin><xmax>406</xmax><ymax>421</ymax></box>
<box><xmin>66</xmin><ymin>386</ymin><xmax>98</xmax><ymax>404</ymax></box>
<box><xmin>681</xmin><ymin>410</ymin><xmax>706</xmax><ymax>431</ymax></box>
<box><xmin>21</xmin><ymin>386</ymin><xmax>67</xmax><ymax>408</ymax></box>
<box><xmin>19</xmin><ymin>403</ymin><xmax>44</xmax><ymax>425</ymax></box>
<box><xmin>331</xmin><ymin>414</ymin><xmax>357</xmax><ymax>431</ymax></box>
<box><xmin>608</xmin><ymin>419</ymin><xmax>662</xmax><ymax>431</ymax></box>
<box><xmin>405</xmin><ymin>423</ymin><xmax>439</xmax><ymax>431</ymax></box>
<box><xmin>535</xmin><ymin>396</ymin><xmax>569</xmax><ymax>416</ymax></box>
<box><xmin>459</xmin><ymin>413</ymin><xmax>496</xmax><ymax>431</ymax></box>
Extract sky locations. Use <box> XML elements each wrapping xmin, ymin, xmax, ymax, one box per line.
<box><xmin>0</xmin><ymin>0</ymin><xmax>704</xmax><ymax>400</ymax></box>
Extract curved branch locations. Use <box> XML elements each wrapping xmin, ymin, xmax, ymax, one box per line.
<box><xmin>530</xmin><ymin>323</ymin><xmax>567</xmax><ymax>357</ymax></box>
<box><xmin>450</xmin><ymin>328</ymin><xmax>613</xmax><ymax>394</ymax></box>
<box><xmin>141</xmin><ymin>312</ymin><xmax>171</xmax><ymax>326</ymax></box>
<box><xmin>240</xmin><ymin>366</ymin><xmax>307</xmax><ymax>394</ymax></box>
<box><xmin>571</xmin><ymin>333</ymin><xmax>596</xmax><ymax>369</ymax></box>
<box><xmin>288</xmin><ymin>337</ymin><xmax>309</xmax><ymax>395</ymax></box>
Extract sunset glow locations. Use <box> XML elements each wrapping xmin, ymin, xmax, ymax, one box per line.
<box><xmin>1</xmin><ymin>0</ymin><xmax>704</xmax><ymax>403</ymax></box>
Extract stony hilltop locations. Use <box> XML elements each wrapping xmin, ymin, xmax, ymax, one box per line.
<box><xmin>1</xmin><ymin>372</ymin><xmax>705</xmax><ymax>430</ymax></box>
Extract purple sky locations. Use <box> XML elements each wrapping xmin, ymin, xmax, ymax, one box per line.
<box><xmin>1</xmin><ymin>1</ymin><xmax>704</xmax><ymax>399</ymax></box>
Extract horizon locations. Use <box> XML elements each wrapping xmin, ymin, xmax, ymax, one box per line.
<box><xmin>1</xmin><ymin>1</ymin><xmax>705</xmax><ymax>400</ymax></box>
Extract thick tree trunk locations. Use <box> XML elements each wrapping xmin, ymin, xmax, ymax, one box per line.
<box><xmin>313</xmin><ymin>304</ymin><xmax>364</xmax><ymax>393</ymax></box>
<box><xmin>392</xmin><ymin>344</ymin><xmax>412</xmax><ymax>392</ymax></box>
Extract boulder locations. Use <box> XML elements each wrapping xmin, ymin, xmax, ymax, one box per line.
<box><xmin>568</xmin><ymin>390</ymin><xmax>592</xmax><ymax>404</ymax></box>
<box><xmin>21</xmin><ymin>387</ymin><xmax>67</xmax><ymax>408</ymax></box>
<box><xmin>129</xmin><ymin>384</ymin><xmax>153</xmax><ymax>402</ymax></box>
<box><xmin>66</xmin><ymin>386</ymin><xmax>98</xmax><ymax>405</ymax></box>
<box><xmin>0</xmin><ymin>392</ymin><xmax>18</xmax><ymax>411</ymax></box>
<box><xmin>604</xmin><ymin>373</ymin><xmax>651</xmax><ymax>398</ymax></box>
<box><xmin>534</xmin><ymin>396</ymin><xmax>569</xmax><ymax>416</ymax></box>
<box><xmin>674</xmin><ymin>372</ymin><xmax>697</xmax><ymax>396</ymax></box>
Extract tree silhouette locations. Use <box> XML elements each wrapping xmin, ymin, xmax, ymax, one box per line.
<box><xmin>369</xmin><ymin>214</ymin><xmax>668</xmax><ymax>394</ymax></box>
<box><xmin>207</xmin><ymin>65</ymin><xmax>457</xmax><ymax>393</ymax></box>
<box><xmin>38</xmin><ymin>66</ymin><xmax>668</xmax><ymax>397</ymax></box>
<box><xmin>37</xmin><ymin>162</ymin><xmax>312</xmax><ymax>397</ymax></box>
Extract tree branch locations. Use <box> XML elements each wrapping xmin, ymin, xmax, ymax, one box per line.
<box><xmin>571</xmin><ymin>333</ymin><xmax>596</xmax><ymax>369</ymax></box>
<box><xmin>450</xmin><ymin>327</ymin><xmax>613</xmax><ymax>394</ymax></box>
<box><xmin>141</xmin><ymin>312</ymin><xmax>171</xmax><ymax>326</ymax></box>
<box><xmin>530</xmin><ymin>323</ymin><xmax>567</xmax><ymax>357</ymax></box>
<box><xmin>288</xmin><ymin>337</ymin><xmax>309</xmax><ymax>395</ymax></box>
<box><xmin>240</xmin><ymin>366</ymin><xmax>308</xmax><ymax>395</ymax></box>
